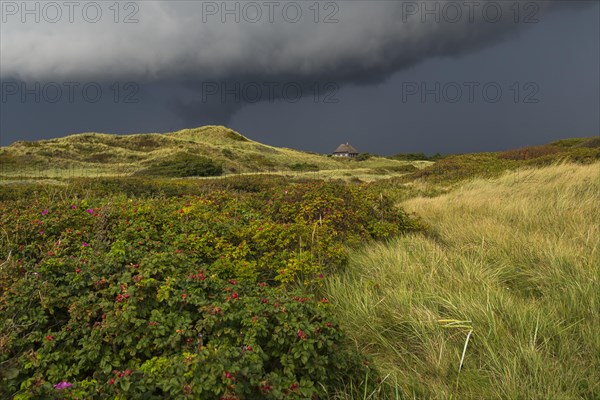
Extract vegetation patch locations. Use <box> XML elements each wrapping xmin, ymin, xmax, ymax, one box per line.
<box><xmin>328</xmin><ymin>163</ymin><xmax>600</xmax><ymax>399</ymax></box>
<box><xmin>406</xmin><ymin>138</ymin><xmax>599</xmax><ymax>184</ymax></box>
<box><xmin>0</xmin><ymin>181</ymin><xmax>421</xmax><ymax>398</ymax></box>
<box><xmin>289</xmin><ymin>163</ymin><xmax>319</xmax><ymax>172</ymax></box>
<box><xmin>388</xmin><ymin>152</ymin><xmax>445</xmax><ymax>161</ymax></box>
<box><xmin>135</xmin><ymin>153</ymin><xmax>223</xmax><ymax>177</ymax></box>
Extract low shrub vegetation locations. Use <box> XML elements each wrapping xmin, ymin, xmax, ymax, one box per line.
<box><xmin>288</xmin><ymin>163</ymin><xmax>319</xmax><ymax>172</ymax></box>
<box><xmin>409</xmin><ymin>139</ymin><xmax>599</xmax><ymax>184</ymax></box>
<box><xmin>135</xmin><ymin>153</ymin><xmax>223</xmax><ymax>177</ymax></box>
<box><xmin>388</xmin><ymin>152</ymin><xmax>445</xmax><ymax>161</ymax></box>
<box><xmin>355</xmin><ymin>153</ymin><xmax>373</xmax><ymax>161</ymax></box>
<box><xmin>0</xmin><ymin>181</ymin><xmax>419</xmax><ymax>398</ymax></box>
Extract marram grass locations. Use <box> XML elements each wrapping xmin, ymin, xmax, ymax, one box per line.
<box><xmin>328</xmin><ymin>162</ymin><xmax>600</xmax><ymax>399</ymax></box>
<box><xmin>0</xmin><ymin>125</ymin><xmax>421</xmax><ymax>179</ymax></box>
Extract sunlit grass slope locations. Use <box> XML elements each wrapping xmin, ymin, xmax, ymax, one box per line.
<box><xmin>328</xmin><ymin>162</ymin><xmax>600</xmax><ymax>399</ymax></box>
<box><xmin>0</xmin><ymin>126</ymin><xmax>417</xmax><ymax>178</ymax></box>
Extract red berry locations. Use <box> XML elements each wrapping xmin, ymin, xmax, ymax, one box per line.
<box><xmin>231</xmin><ymin>293</ymin><xmax>238</xmax><ymax>299</ymax></box>
<box><xmin>108</xmin><ymin>378</ymin><xmax>115</xmax><ymax>385</ymax></box>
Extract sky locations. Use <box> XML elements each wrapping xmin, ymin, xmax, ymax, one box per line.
<box><xmin>1</xmin><ymin>0</ymin><xmax>598</xmax><ymax>155</ymax></box>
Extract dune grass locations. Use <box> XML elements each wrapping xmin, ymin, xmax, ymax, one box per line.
<box><xmin>327</xmin><ymin>162</ymin><xmax>600</xmax><ymax>399</ymax></box>
<box><xmin>0</xmin><ymin>126</ymin><xmax>418</xmax><ymax>179</ymax></box>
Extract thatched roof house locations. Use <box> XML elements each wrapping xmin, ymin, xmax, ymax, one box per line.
<box><xmin>333</xmin><ymin>142</ymin><xmax>358</xmax><ymax>158</ymax></box>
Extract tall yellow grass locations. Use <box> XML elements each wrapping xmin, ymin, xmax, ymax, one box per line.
<box><xmin>328</xmin><ymin>162</ymin><xmax>600</xmax><ymax>399</ymax></box>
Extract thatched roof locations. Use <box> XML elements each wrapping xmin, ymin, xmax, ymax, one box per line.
<box><xmin>334</xmin><ymin>142</ymin><xmax>358</xmax><ymax>154</ymax></box>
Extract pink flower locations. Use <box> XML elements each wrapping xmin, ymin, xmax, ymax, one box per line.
<box><xmin>86</xmin><ymin>208</ymin><xmax>94</xmax><ymax>214</ymax></box>
<box><xmin>71</xmin><ymin>205</ymin><xmax>77</xmax><ymax>209</ymax></box>
<box><xmin>82</xmin><ymin>242</ymin><xmax>89</xmax><ymax>247</ymax></box>
<box><xmin>53</xmin><ymin>381</ymin><xmax>72</xmax><ymax>390</ymax></box>
<box><xmin>41</xmin><ymin>209</ymin><xmax>49</xmax><ymax>215</ymax></box>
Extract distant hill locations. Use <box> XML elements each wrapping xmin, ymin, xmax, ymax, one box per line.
<box><xmin>1</xmin><ymin>127</ymin><xmax>597</xmax><ymax>182</ymax></box>
<box><xmin>404</xmin><ymin>137</ymin><xmax>600</xmax><ymax>183</ymax></box>
<box><xmin>0</xmin><ymin>126</ymin><xmax>412</xmax><ymax>178</ymax></box>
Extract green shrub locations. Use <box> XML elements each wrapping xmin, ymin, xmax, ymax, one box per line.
<box><xmin>355</xmin><ymin>153</ymin><xmax>372</xmax><ymax>161</ymax></box>
<box><xmin>136</xmin><ymin>153</ymin><xmax>223</xmax><ymax>177</ymax></box>
<box><xmin>289</xmin><ymin>163</ymin><xmax>319</xmax><ymax>172</ymax></box>
<box><xmin>221</xmin><ymin>148</ymin><xmax>236</xmax><ymax>159</ymax></box>
<box><xmin>0</xmin><ymin>259</ymin><xmax>368</xmax><ymax>399</ymax></box>
<box><xmin>0</xmin><ymin>182</ymin><xmax>414</xmax><ymax>398</ymax></box>
<box><xmin>0</xmin><ymin>182</ymin><xmax>421</xmax><ymax>398</ymax></box>
<box><xmin>389</xmin><ymin>152</ymin><xmax>445</xmax><ymax>161</ymax></box>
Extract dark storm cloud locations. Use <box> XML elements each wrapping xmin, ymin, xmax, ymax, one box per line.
<box><xmin>0</xmin><ymin>1</ymin><xmax>590</xmax><ymax>126</ymax></box>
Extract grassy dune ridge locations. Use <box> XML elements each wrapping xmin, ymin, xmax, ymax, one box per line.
<box><xmin>0</xmin><ymin>126</ymin><xmax>421</xmax><ymax>178</ymax></box>
<box><xmin>328</xmin><ymin>162</ymin><xmax>600</xmax><ymax>399</ymax></box>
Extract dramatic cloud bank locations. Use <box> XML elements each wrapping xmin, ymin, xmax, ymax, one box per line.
<box><xmin>0</xmin><ymin>0</ymin><xmax>586</xmax><ymax>123</ymax></box>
